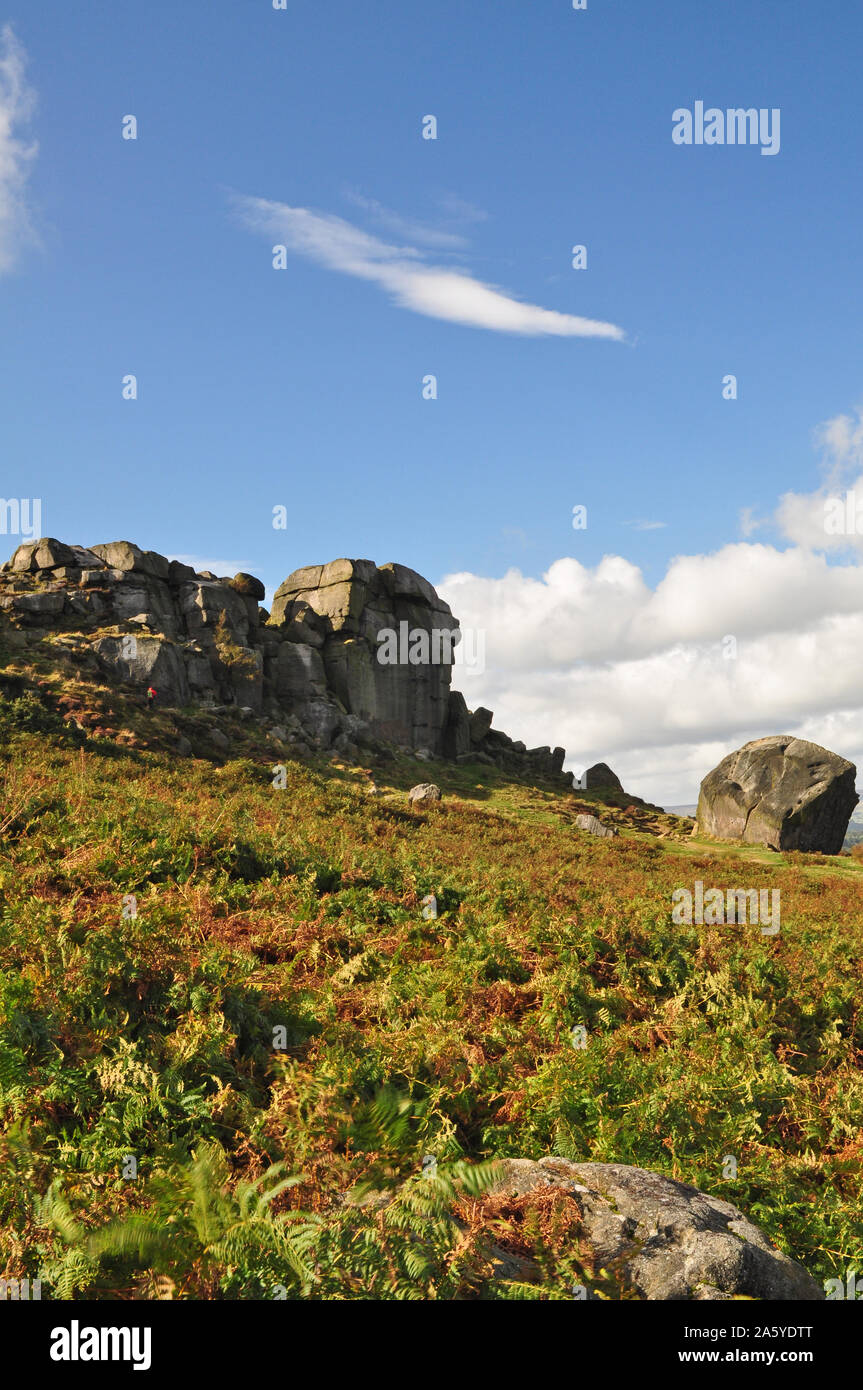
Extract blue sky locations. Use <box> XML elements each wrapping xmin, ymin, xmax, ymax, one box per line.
<box><xmin>3</xmin><ymin>0</ymin><xmax>863</xmax><ymax>799</ymax></box>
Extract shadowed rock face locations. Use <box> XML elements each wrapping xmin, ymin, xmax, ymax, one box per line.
<box><xmin>269</xmin><ymin>558</ymin><xmax>460</xmax><ymax>755</ymax></box>
<box><xmin>583</xmin><ymin>761</ymin><xmax>623</xmax><ymax>791</ymax></box>
<box><xmin>0</xmin><ymin>539</ymin><xmax>573</xmax><ymax>783</ymax></box>
<box><xmin>696</xmin><ymin>735</ymin><xmax>858</xmax><ymax>853</ymax></box>
<box><xmin>488</xmin><ymin>1158</ymin><xmax>822</xmax><ymax>1301</ymax></box>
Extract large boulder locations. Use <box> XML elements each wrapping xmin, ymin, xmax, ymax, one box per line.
<box><xmin>583</xmin><ymin>761</ymin><xmax>623</xmax><ymax>791</ymax></box>
<box><xmin>487</xmin><ymin>1158</ymin><xmax>822</xmax><ymax>1301</ymax></box>
<box><xmin>229</xmin><ymin>572</ymin><xmax>266</xmax><ymax>601</ymax></box>
<box><xmin>575</xmin><ymin>812</ymin><xmax>618</xmax><ymax>839</ymax></box>
<box><xmin>269</xmin><ymin>558</ymin><xmax>377</xmax><ymax>634</ymax></box>
<box><xmin>408</xmin><ymin>783</ymin><xmax>441</xmax><ymax>807</ymax></box>
<box><xmin>8</xmin><ymin>538</ymin><xmax>74</xmax><ymax>572</ymax></box>
<box><xmin>91</xmin><ymin>541</ymin><xmax>170</xmax><ymax>581</ymax></box>
<box><xmin>8</xmin><ymin>541</ymin><xmax>39</xmax><ymax>573</ymax></box>
<box><xmin>34</xmin><ymin>538</ymin><xmax>76</xmax><ymax>570</ymax></box>
<box><xmin>696</xmin><ymin>735</ymin><xmax>858</xmax><ymax>853</ymax></box>
<box><xmin>469</xmin><ymin>707</ymin><xmax>494</xmax><ymax>744</ymax></box>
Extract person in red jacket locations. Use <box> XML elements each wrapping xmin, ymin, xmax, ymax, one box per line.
<box><xmin>146</xmin><ymin>686</ymin><xmax>157</xmax><ymax>709</ymax></box>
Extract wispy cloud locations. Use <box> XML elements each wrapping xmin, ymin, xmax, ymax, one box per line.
<box><xmin>0</xmin><ymin>25</ymin><xmax>38</xmax><ymax>273</ymax></box>
<box><xmin>814</xmin><ymin>406</ymin><xmax>863</xmax><ymax>485</ymax></box>
<box><xmin>624</xmin><ymin>519</ymin><xmax>667</xmax><ymax>531</ymax></box>
<box><xmin>434</xmin><ymin>191</ymin><xmax>488</xmax><ymax>225</ymax></box>
<box><xmin>231</xmin><ymin>194</ymin><xmax>625</xmax><ymax>340</ymax></box>
<box><xmin>774</xmin><ymin>405</ymin><xmax>863</xmax><ymax>553</ymax></box>
<box><xmin>739</xmin><ymin>506</ymin><xmax>765</xmax><ymax>538</ymax></box>
<box><xmin>343</xmin><ymin>190</ymin><xmax>469</xmax><ymax>250</ymax></box>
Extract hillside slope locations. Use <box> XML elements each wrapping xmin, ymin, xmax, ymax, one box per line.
<box><xmin>0</xmin><ymin>673</ymin><xmax>862</xmax><ymax>1298</ymax></box>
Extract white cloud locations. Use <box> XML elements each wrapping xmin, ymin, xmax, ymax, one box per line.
<box><xmin>814</xmin><ymin>407</ymin><xmax>863</xmax><ymax>477</ymax></box>
<box><xmin>434</xmin><ymin>192</ymin><xmax>488</xmax><ymax>225</ymax></box>
<box><xmin>0</xmin><ymin>26</ymin><xmax>37</xmax><ymax>273</ymax></box>
<box><xmin>497</xmin><ymin>408</ymin><xmax>862</xmax><ymax>800</ymax></box>
<box><xmin>738</xmin><ymin>505</ymin><xmax>764</xmax><ymax>538</ymax></box>
<box><xmin>772</xmin><ymin>406</ymin><xmax>863</xmax><ymax>553</ymax></box>
<box><xmin>168</xmin><ymin>554</ymin><xmax>252</xmax><ymax>577</ymax></box>
<box><xmin>439</xmin><ymin>543</ymin><xmax>863</xmax><ymax>805</ymax></box>
<box><xmin>342</xmin><ymin>190</ymin><xmax>469</xmax><ymax>250</ymax></box>
<box><xmin>231</xmin><ymin>194</ymin><xmax>625</xmax><ymax>340</ymax></box>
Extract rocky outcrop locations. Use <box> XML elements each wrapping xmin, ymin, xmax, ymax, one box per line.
<box><xmin>455</xmin><ymin>704</ymin><xmax>568</xmax><ymax>781</ymax></box>
<box><xmin>696</xmin><ymin>735</ymin><xmax>858</xmax><ymax>853</ymax></box>
<box><xmin>486</xmin><ymin>1158</ymin><xmax>822</xmax><ymax>1300</ymax></box>
<box><xmin>269</xmin><ymin>558</ymin><xmax>459</xmax><ymax>756</ymax></box>
<box><xmin>0</xmin><ymin>538</ymin><xmax>573</xmax><ymax>784</ymax></box>
<box><xmin>583</xmin><ymin>761</ymin><xmax>623</xmax><ymax>792</ymax></box>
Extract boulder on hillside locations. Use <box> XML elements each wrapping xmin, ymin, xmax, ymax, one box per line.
<box><xmin>408</xmin><ymin>783</ymin><xmax>441</xmax><ymax>807</ymax></box>
<box><xmin>696</xmin><ymin>735</ymin><xmax>858</xmax><ymax>853</ymax></box>
<box><xmin>583</xmin><ymin>761</ymin><xmax>623</xmax><ymax>792</ymax></box>
<box><xmin>486</xmin><ymin>1158</ymin><xmax>822</xmax><ymax>1301</ymax></box>
<box><xmin>575</xmin><ymin>812</ymin><xmax>618</xmax><ymax>839</ymax></box>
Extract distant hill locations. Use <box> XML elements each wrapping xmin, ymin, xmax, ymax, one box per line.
<box><xmin>843</xmin><ymin>803</ymin><xmax>863</xmax><ymax>847</ymax></box>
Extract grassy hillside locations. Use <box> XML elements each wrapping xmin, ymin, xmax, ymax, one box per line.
<box><xmin>1</xmin><ymin>671</ymin><xmax>862</xmax><ymax>1299</ymax></box>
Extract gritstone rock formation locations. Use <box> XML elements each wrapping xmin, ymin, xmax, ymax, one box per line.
<box><xmin>574</xmin><ymin>813</ymin><xmax>618</xmax><ymax>838</ymax></box>
<box><xmin>407</xmin><ymin>783</ymin><xmax>441</xmax><ymax>807</ymax></box>
<box><xmin>0</xmin><ymin>539</ymin><xmax>573</xmax><ymax>784</ymax></box>
<box><xmin>583</xmin><ymin>761</ymin><xmax>623</xmax><ymax>791</ymax></box>
<box><xmin>696</xmin><ymin>734</ymin><xmax>858</xmax><ymax>853</ymax></box>
<box><xmin>485</xmin><ymin>1158</ymin><xmax>822</xmax><ymax>1300</ymax></box>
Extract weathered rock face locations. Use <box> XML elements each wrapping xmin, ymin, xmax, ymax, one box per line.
<box><xmin>696</xmin><ymin>735</ymin><xmax>858</xmax><ymax>853</ymax></box>
<box><xmin>575</xmin><ymin>813</ymin><xmax>618</xmax><ymax>839</ymax></box>
<box><xmin>408</xmin><ymin>783</ymin><xmax>441</xmax><ymax>807</ymax></box>
<box><xmin>488</xmin><ymin>1158</ymin><xmax>821</xmax><ymax>1301</ymax></box>
<box><xmin>270</xmin><ymin>558</ymin><xmax>459</xmax><ymax>756</ymax></box>
<box><xmin>453</xmin><ymin>703</ymin><xmax>568</xmax><ymax>781</ymax></box>
<box><xmin>0</xmin><ymin>538</ymin><xmax>573</xmax><ymax>783</ymax></box>
<box><xmin>583</xmin><ymin>761</ymin><xmax>623</xmax><ymax>792</ymax></box>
